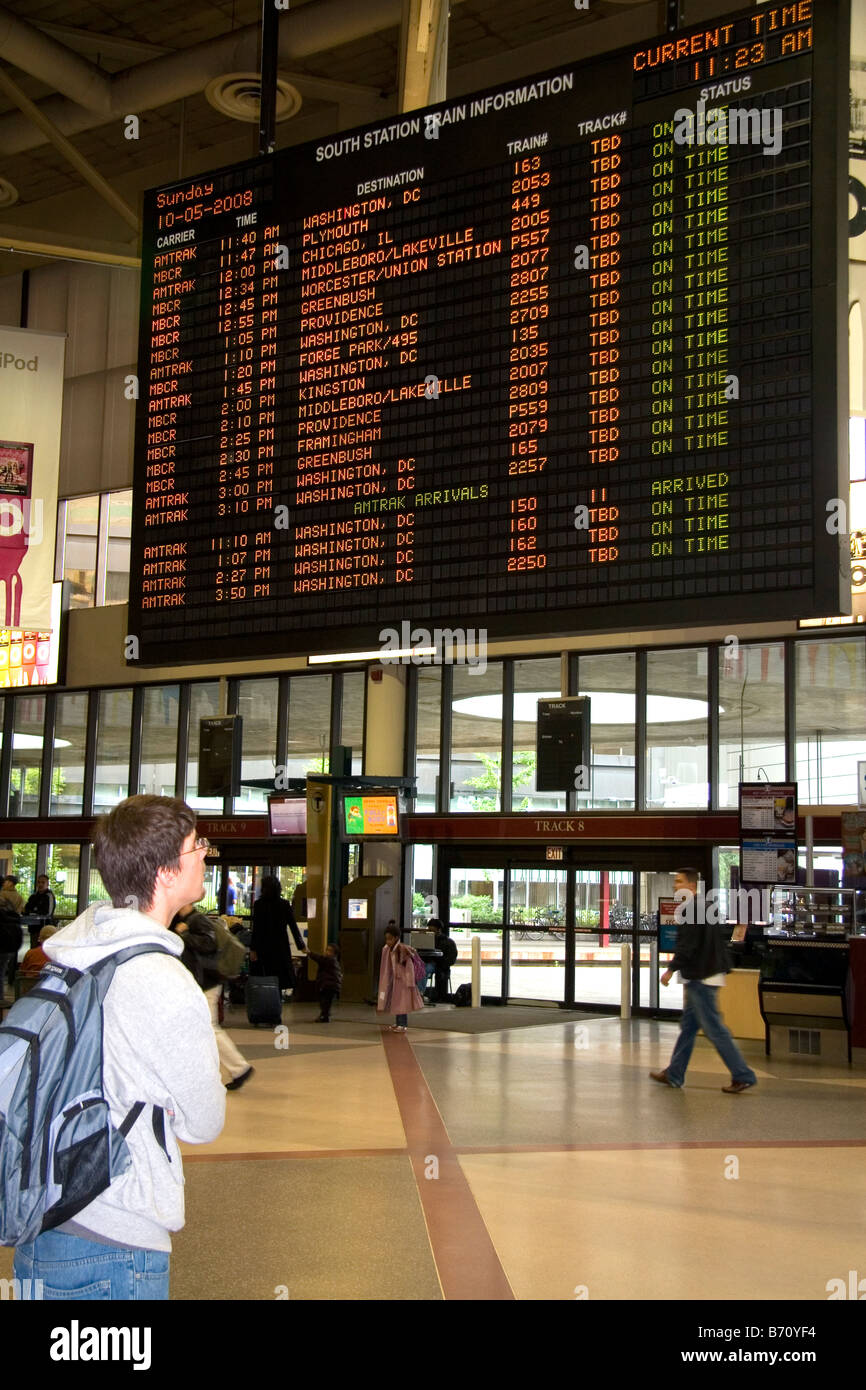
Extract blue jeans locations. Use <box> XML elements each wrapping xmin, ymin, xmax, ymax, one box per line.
<box><xmin>14</xmin><ymin>1229</ymin><xmax>170</xmax><ymax>1300</ymax></box>
<box><xmin>666</xmin><ymin>980</ymin><xmax>758</xmax><ymax>1089</ymax></box>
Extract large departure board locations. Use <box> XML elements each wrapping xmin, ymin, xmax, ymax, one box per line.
<box><xmin>131</xmin><ymin>0</ymin><xmax>847</xmax><ymax>663</ymax></box>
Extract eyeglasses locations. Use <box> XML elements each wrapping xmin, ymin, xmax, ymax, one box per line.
<box><xmin>180</xmin><ymin>836</ymin><xmax>210</xmax><ymax>855</ymax></box>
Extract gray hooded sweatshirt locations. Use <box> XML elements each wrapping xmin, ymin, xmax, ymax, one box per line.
<box><xmin>42</xmin><ymin>902</ymin><xmax>226</xmax><ymax>1252</ymax></box>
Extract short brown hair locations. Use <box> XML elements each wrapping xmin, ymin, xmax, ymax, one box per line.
<box><xmin>92</xmin><ymin>795</ymin><xmax>196</xmax><ymax>910</ymax></box>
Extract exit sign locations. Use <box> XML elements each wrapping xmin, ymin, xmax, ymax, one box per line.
<box><xmin>546</xmin><ymin>846</ymin><xmax>564</xmax><ymax>862</ymax></box>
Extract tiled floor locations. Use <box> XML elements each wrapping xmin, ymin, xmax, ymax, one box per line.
<box><xmin>181</xmin><ymin>1004</ymin><xmax>866</xmax><ymax>1300</ymax></box>
<box><xmin>4</xmin><ymin>1002</ymin><xmax>866</xmax><ymax>1300</ymax></box>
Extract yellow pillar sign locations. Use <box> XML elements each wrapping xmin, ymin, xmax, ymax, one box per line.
<box><xmin>304</xmin><ymin>779</ymin><xmax>332</xmax><ymax>975</ymax></box>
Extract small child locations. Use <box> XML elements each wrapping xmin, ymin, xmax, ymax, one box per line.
<box><xmin>307</xmin><ymin>944</ymin><xmax>343</xmax><ymax>1022</ymax></box>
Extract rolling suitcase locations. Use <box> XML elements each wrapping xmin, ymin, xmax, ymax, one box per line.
<box><xmin>246</xmin><ymin>974</ymin><xmax>282</xmax><ymax>1026</ymax></box>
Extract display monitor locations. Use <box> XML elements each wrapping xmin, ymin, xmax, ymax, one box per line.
<box><xmin>347</xmin><ymin>898</ymin><xmax>368</xmax><ymax>919</ymax></box>
<box><xmin>130</xmin><ymin>1</ymin><xmax>847</xmax><ymax>663</ymax></box>
<box><xmin>341</xmin><ymin>792</ymin><xmax>401</xmax><ymax>839</ymax></box>
<box><xmin>267</xmin><ymin>794</ymin><xmax>307</xmax><ymax>836</ymax></box>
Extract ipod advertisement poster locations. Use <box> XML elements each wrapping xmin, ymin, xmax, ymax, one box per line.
<box><xmin>0</xmin><ymin>326</ymin><xmax>65</xmax><ymax>633</ymax></box>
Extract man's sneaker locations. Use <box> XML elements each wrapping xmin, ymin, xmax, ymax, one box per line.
<box><xmin>722</xmin><ymin>1079</ymin><xmax>755</xmax><ymax>1094</ymax></box>
<box><xmin>649</xmin><ymin>1070</ymin><xmax>676</xmax><ymax>1086</ymax></box>
<box><xmin>226</xmin><ymin>1066</ymin><xmax>254</xmax><ymax>1091</ymax></box>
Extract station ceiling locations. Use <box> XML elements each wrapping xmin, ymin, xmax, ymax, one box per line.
<box><xmin>0</xmin><ymin>0</ymin><xmax>721</xmax><ymax>275</ymax></box>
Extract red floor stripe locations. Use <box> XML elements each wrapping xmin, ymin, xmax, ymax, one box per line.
<box><xmin>184</xmin><ymin>1136</ymin><xmax>866</xmax><ymax>1164</ymax></box>
<box><xmin>382</xmin><ymin>1031</ymin><xmax>514</xmax><ymax>1301</ymax></box>
<box><xmin>183</xmin><ymin>1147</ymin><xmax>407</xmax><ymax>1162</ymax></box>
<box><xmin>455</xmin><ymin>1137</ymin><xmax>866</xmax><ymax>1154</ymax></box>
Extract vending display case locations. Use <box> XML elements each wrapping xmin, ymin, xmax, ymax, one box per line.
<box><xmin>754</xmin><ymin>890</ymin><xmax>855</xmax><ymax>1061</ymax></box>
<box><xmin>769</xmin><ymin>887</ymin><xmax>856</xmax><ymax>937</ymax></box>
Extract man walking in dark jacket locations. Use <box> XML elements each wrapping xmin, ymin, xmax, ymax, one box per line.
<box><xmin>650</xmin><ymin>868</ymin><xmax>758</xmax><ymax>1094</ymax></box>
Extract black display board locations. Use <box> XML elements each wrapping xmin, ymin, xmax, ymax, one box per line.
<box><xmin>130</xmin><ymin>1</ymin><xmax>848</xmax><ymax>662</ymax></box>
<box><xmin>197</xmin><ymin>715</ymin><xmax>241</xmax><ymax>797</ymax></box>
<box><xmin>536</xmin><ymin>696</ymin><xmax>591</xmax><ymax>791</ymax></box>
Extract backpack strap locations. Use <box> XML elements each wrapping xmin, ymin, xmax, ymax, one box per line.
<box><xmin>88</xmin><ymin>942</ymin><xmax>177</xmax><ymax>1002</ymax></box>
<box><xmin>119</xmin><ymin>1100</ymin><xmax>145</xmax><ymax>1137</ymax></box>
<box><xmin>89</xmin><ymin>945</ymin><xmax>176</xmax><ymax>1141</ymax></box>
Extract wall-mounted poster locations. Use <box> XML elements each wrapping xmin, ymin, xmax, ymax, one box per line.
<box><xmin>0</xmin><ymin>440</ymin><xmax>33</xmax><ymax>627</ymax></box>
<box><xmin>0</xmin><ymin>328</ymin><xmax>65</xmax><ymax>638</ymax></box>
<box><xmin>658</xmin><ymin>898</ymin><xmax>678</xmax><ymax>954</ymax></box>
<box><xmin>841</xmin><ymin>811</ymin><xmax>866</xmax><ymax>887</ymax></box>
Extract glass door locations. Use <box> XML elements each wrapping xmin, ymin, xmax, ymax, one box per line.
<box><xmin>224</xmin><ymin>863</ymin><xmax>261</xmax><ymax>919</ymax></box>
<box><xmin>506</xmin><ymin>866</ymin><xmax>568</xmax><ymax>1002</ymax></box>
<box><xmin>572</xmin><ymin>868</ymin><xmax>636</xmax><ymax>1008</ymax></box>
<box><xmin>442</xmin><ymin>852</ymin><xmax>674</xmax><ymax>1012</ymax></box>
<box><xmin>637</xmin><ymin>868</ymin><xmax>683</xmax><ymax>1011</ymax></box>
<box><xmin>446</xmin><ymin>864</ymin><xmax>504</xmax><ymax>997</ymax></box>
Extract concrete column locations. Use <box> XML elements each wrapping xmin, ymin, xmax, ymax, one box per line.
<box><xmin>365</xmin><ymin>663</ymin><xmax>407</xmax><ymax>777</ymax></box>
<box><xmin>398</xmin><ymin>0</ymin><xmax>449</xmax><ymax>113</ymax></box>
<box><xmin>363</xmin><ymin>663</ymin><xmax>408</xmax><ymax>919</ymax></box>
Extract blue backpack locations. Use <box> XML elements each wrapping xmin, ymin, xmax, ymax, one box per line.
<box><xmin>0</xmin><ymin>943</ymin><xmax>173</xmax><ymax>1247</ymax></box>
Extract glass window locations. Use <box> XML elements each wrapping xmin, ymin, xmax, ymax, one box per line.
<box><xmin>851</xmin><ymin>417</ymin><xmax>865</xmax><ymax>483</ymax></box>
<box><xmin>341</xmin><ymin>672</ymin><xmax>365</xmax><ymax>775</ymax></box>
<box><xmin>10</xmin><ymin>844</ymin><xmax>36</xmax><ymax>902</ymax></box>
<box><xmin>287</xmin><ymin>674</ymin><xmax>331</xmax><ymax>777</ymax></box>
<box><xmin>10</xmin><ymin>694</ymin><xmax>45</xmax><ymax>816</ymax></box>
<box><xmin>578</xmin><ymin>651</ymin><xmax>636</xmax><ymax>810</ymax></box>
<box><xmin>103</xmin><ymin>491</ymin><xmax>132</xmax><ymax>606</ymax></box>
<box><xmin>795</xmin><ymin>638</ymin><xmax>866</xmax><ymax>802</ymax></box>
<box><xmin>411</xmin><ymin>843</ymin><xmax>436</xmax><ymax>926</ymax></box>
<box><xmin>236</xmin><ymin>678</ymin><xmax>279</xmax><ymax>813</ymax></box>
<box><xmin>47</xmin><ymin>844</ymin><xmax>81</xmax><ymax>920</ymax></box>
<box><xmin>58</xmin><ymin>496</ymin><xmax>99</xmax><ymax>610</ymax></box>
<box><xmin>646</xmin><ymin>648</ymin><xmax>709</xmax><ymax>809</ymax></box>
<box><xmin>186</xmin><ymin>682</ymin><xmax>222</xmax><ymax>811</ymax></box>
<box><xmin>414</xmin><ymin>667</ymin><xmax>441</xmax><ymax>812</ymax></box>
<box><xmin>277</xmin><ymin>865</ymin><xmax>306</xmax><ymax>906</ymax></box>
<box><xmin>198</xmin><ymin>857</ymin><xmax>222</xmax><ymax>914</ymax></box>
<box><xmin>139</xmin><ymin>685</ymin><xmax>179</xmax><ymax>797</ymax></box>
<box><xmin>512</xmin><ymin>658</ymin><xmax>564</xmax><ymax>811</ymax></box>
<box><xmin>450</xmin><ymin>664</ymin><xmax>503</xmax><ymax>811</ymax></box>
<box><xmin>94</xmin><ymin>689</ymin><xmax>132</xmax><ymax>812</ymax></box>
<box><xmin>88</xmin><ymin>862</ymin><xmax>112</xmax><ymax>907</ymax></box>
<box><xmin>718</xmin><ymin>643</ymin><xmax>785</xmax><ymax>806</ymax></box>
<box><xmin>50</xmin><ymin>692</ymin><xmax>88</xmax><ymax>815</ymax></box>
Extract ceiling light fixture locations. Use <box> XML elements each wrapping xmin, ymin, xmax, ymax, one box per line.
<box><xmin>308</xmin><ymin>648</ymin><xmax>437</xmax><ymax>665</ymax></box>
<box><xmin>205</xmin><ymin>73</ymin><xmax>302</xmax><ymax>124</ymax></box>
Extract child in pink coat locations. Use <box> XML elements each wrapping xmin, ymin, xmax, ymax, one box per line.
<box><xmin>377</xmin><ymin>926</ymin><xmax>423</xmax><ymax>1032</ymax></box>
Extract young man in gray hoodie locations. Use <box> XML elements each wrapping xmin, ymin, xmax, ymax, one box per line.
<box><xmin>13</xmin><ymin>795</ymin><xmax>226</xmax><ymax>1300</ymax></box>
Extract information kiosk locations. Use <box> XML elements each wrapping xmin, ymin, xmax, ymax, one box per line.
<box><xmin>340</xmin><ymin>875</ymin><xmax>396</xmax><ymax>1002</ymax></box>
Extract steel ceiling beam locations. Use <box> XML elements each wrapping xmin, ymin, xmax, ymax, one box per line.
<box><xmin>0</xmin><ymin>68</ymin><xmax>140</xmax><ymax>233</ymax></box>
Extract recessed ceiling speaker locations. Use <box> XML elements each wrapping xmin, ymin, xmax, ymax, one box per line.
<box><xmin>205</xmin><ymin>73</ymin><xmax>302</xmax><ymax>123</ymax></box>
<box><xmin>0</xmin><ymin>178</ymin><xmax>19</xmax><ymax>209</ymax></box>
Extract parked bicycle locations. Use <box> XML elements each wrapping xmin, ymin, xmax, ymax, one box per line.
<box><xmin>534</xmin><ymin>905</ymin><xmax>565</xmax><ymax>937</ymax></box>
<box><xmin>510</xmin><ymin>906</ymin><xmax>564</xmax><ymax>940</ymax></box>
<box><xmin>607</xmin><ymin>906</ymin><xmax>657</xmax><ymax>940</ymax></box>
<box><xmin>512</xmin><ymin>923</ymin><xmax>545</xmax><ymax>942</ymax></box>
